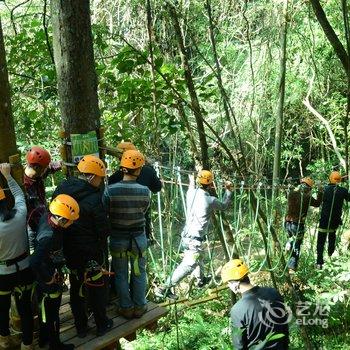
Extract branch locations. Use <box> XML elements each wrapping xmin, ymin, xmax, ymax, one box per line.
<box><xmin>43</xmin><ymin>0</ymin><xmax>55</xmax><ymax>65</ymax></box>
<box><xmin>303</xmin><ymin>98</ymin><xmax>346</xmax><ymax>170</ymax></box>
<box><xmin>309</xmin><ymin>0</ymin><xmax>350</xmax><ymax>76</ymax></box>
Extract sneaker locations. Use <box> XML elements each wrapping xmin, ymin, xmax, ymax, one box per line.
<box><xmin>77</xmin><ymin>326</ymin><xmax>88</xmax><ymax>339</ymax></box>
<box><xmin>117</xmin><ymin>307</ymin><xmax>134</xmax><ymax>319</ymax></box>
<box><xmin>97</xmin><ymin>319</ymin><xmax>113</xmax><ymax>337</ymax></box>
<box><xmin>288</xmin><ymin>268</ymin><xmax>296</xmax><ymax>275</ymax></box>
<box><xmin>196</xmin><ymin>275</ymin><xmax>212</xmax><ymax>288</ymax></box>
<box><xmin>315</xmin><ymin>263</ymin><xmax>323</xmax><ymax>270</ymax></box>
<box><xmin>154</xmin><ymin>287</ymin><xmax>178</xmax><ymax>300</ymax></box>
<box><xmin>134</xmin><ymin>305</ymin><xmax>148</xmax><ymax>318</ymax></box>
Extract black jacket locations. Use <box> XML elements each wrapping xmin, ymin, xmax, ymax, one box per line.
<box><xmin>30</xmin><ymin>214</ymin><xmax>64</xmax><ymax>293</ymax></box>
<box><xmin>52</xmin><ymin>177</ymin><xmax>109</xmax><ymax>269</ymax></box>
<box><xmin>319</xmin><ymin>184</ymin><xmax>350</xmax><ymax>230</ymax></box>
<box><xmin>230</xmin><ymin>286</ymin><xmax>289</xmax><ymax>349</ymax></box>
<box><xmin>108</xmin><ymin>165</ymin><xmax>162</xmax><ymax>193</ymax></box>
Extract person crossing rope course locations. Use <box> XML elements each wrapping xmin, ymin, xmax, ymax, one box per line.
<box><xmin>284</xmin><ymin>176</ymin><xmax>322</xmax><ymax>272</ymax></box>
<box><xmin>316</xmin><ymin>171</ymin><xmax>350</xmax><ymax>269</ymax></box>
<box><xmin>155</xmin><ymin>170</ymin><xmax>233</xmax><ymax>299</ymax></box>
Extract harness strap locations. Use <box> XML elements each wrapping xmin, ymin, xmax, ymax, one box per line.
<box><xmin>318</xmin><ymin>228</ymin><xmax>336</xmax><ymax>233</ymax></box>
<box><xmin>110</xmin><ymin>250</ymin><xmax>146</xmax><ymax>276</ymax></box>
<box><xmin>41</xmin><ymin>291</ymin><xmax>61</xmax><ymax>323</ymax></box>
<box><xmin>0</xmin><ymin>290</ymin><xmax>11</xmax><ymax>296</ymax></box>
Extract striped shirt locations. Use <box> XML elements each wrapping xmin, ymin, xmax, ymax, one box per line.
<box><xmin>103</xmin><ymin>180</ymin><xmax>150</xmax><ymax>237</ymax></box>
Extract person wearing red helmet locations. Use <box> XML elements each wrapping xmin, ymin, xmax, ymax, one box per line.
<box><xmin>24</xmin><ymin>146</ymin><xmax>61</xmax><ymax>248</ymax></box>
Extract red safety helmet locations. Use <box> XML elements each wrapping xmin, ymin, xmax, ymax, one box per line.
<box><xmin>26</xmin><ymin>146</ymin><xmax>51</xmax><ymax>167</ymax></box>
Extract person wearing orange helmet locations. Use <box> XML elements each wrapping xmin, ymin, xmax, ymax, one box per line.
<box><xmin>108</xmin><ymin>141</ymin><xmax>161</xmax><ymax>243</ymax></box>
<box><xmin>52</xmin><ymin>155</ymin><xmax>112</xmax><ymax>337</ymax></box>
<box><xmin>284</xmin><ymin>176</ymin><xmax>323</xmax><ymax>272</ymax></box>
<box><xmin>30</xmin><ymin>195</ymin><xmax>79</xmax><ymax>350</ymax></box>
<box><xmin>24</xmin><ymin>146</ymin><xmax>61</xmax><ymax>248</ymax></box>
<box><xmin>103</xmin><ymin>150</ymin><xmax>150</xmax><ymax>319</ymax></box>
<box><xmin>0</xmin><ymin>163</ymin><xmax>34</xmax><ymax>350</ymax></box>
<box><xmin>316</xmin><ymin>171</ymin><xmax>350</xmax><ymax>268</ymax></box>
<box><xmin>221</xmin><ymin>259</ymin><xmax>289</xmax><ymax>349</ymax></box>
<box><xmin>155</xmin><ymin>170</ymin><xmax>233</xmax><ymax>299</ymax></box>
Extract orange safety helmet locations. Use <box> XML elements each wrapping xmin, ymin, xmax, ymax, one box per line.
<box><xmin>221</xmin><ymin>259</ymin><xmax>249</xmax><ymax>283</ymax></box>
<box><xmin>77</xmin><ymin>155</ymin><xmax>106</xmax><ymax>177</ymax></box>
<box><xmin>120</xmin><ymin>150</ymin><xmax>145</xmax><ymax>169</ymax></box>
<box><xmin>49</xmin><ymin>194</ymin><xmax>79</xmax><ymax>221</ymax></box>
<box><xmin>0</xmin><ymin>187</ymin><xmax>5</xmax><ymax>201</ymax></box>
<box><xmin>117</xmin><ymin>141</ymin><xmax>137</xmax><ymax>153</ymax></box>
<box><xmin>329</xmin><ymin>171</ymin><xmax>342</xmax><ymax>184</ymax></box>
<box><xmin>301</xmin><ymin>177</ymin><xmax>314</xmax><ymax>188</ymax></box>
<box><xmin>197</xmin><ymin>170</ymin><xmax>214</xmax><ymax>185</ymax></box>
<box><xmin>26</xmin><ymin>146</ymin><xmax>51</xmax><ymax>167</ymax></box>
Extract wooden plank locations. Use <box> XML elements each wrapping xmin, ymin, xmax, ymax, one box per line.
<box><xmin>76</xmin><ymin>304</ymin><xmax>168</xmax><ymax>350</ymax></box>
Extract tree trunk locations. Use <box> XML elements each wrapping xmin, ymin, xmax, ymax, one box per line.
<box><xmin>168</xmin><ymin>4</ymin><xmax>210</xmax><ymax>169</ymax></box>
<box><xmin>51</xmin><ymin>0</ymin><xmax>100</xmax><ymax>134</ymax></box>
<box><xmin>310</xmin><ymin>0</ymin><xmax>350</xmax><ymax>77</ymax></box>
<box><xmin>0</xmin><ymin>19</ymin><xmax>17</xmax><ymax>163</ymax></box>
<box><xmin>272</xmin><ymin>0</ymin><xmax>288</xmax><ymax>197</ymax></box>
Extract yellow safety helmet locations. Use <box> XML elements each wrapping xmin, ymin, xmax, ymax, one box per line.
<box><xmin>120</xmin><ymin>150</ymin><xmax>145</xmax><ymax>169</ymax></box>
<box><xmin>117</xmin><ymin>141</ymin><xmax>137</xmax><ymax>153</ymax></box>
<box><xmin>77</xmin><ymin>155</ymin><xmax>106</xmax><ymax>177</ymax></box>
<box><xmin>197</xmin><ymin>170</ymin><xmax>214</xmax><ymax>185</ymax></box>
<box><xmin>301</xmin><ymin>177</ymin><xmax>314</xmax><ymax>188</ymax></box>
<box><xmin>329</xmin><ymin>171</ymin><xmax>342</xmax><ymax>184</ymax></box>
<box><xmin>0</xmin><ymin>187</ymin><xmax>5</xmax><ymax>201</ymax></box>
<box><xmin>221</xmin><ymin>259</ymin><xmax>249</xmax><ymax>283</ymax></box>
<box><xmin>49</xmin><ymin>194</ymin><xmax>79</xmax><ymax>221</ymax></box>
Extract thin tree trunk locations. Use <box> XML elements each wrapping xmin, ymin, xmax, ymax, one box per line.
<box><xmin>168</xmin><ymin>4</ymin><xmax>210</xmax><ymax>169</ymax></box>
<box><xmin>272</xmin><ymin>0</ymin><xmax>288</xmax><ymax>198</ymax></box>
<box><xmin>205</xmin><ymin>0</ymin><xmax>247</xmax><ymax>169</ymax></box>
<box><xmin>342</xmin><ymin>0</ymin><xmax>350</xmax><ymax>175</ymax></box>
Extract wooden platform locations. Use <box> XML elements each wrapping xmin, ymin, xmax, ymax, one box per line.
<box><xmin>33</xmin><ymin>294</ymin><xmax>168</xmax><ymax>350</ymax></box>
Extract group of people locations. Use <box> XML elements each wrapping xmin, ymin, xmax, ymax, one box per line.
<box><xmin>0</xmin><ymin>142</ymin><xmax>162</xmax><ymax>350</ymax></box>
<box><xmin>1</xmin><ymin>140</ymin><xmax>348</xmax><ymax>350</ymax></box>
<box><xmin>284</xmin><ymin>171</ymin><xmax>350</xmax><ymax>272</ymax></box>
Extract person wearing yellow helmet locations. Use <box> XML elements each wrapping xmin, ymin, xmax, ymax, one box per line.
<box><xmin>0</xmin><ymin>164</ymin><xmax>34</xmax><ymax>350</ymax></box>
<box><xmin>221</xmin><ymin>259</ymin><xmax>289</xmax><ymax>349</ymax></box>
<box><xmin>30</xmin><ymin>194</ymin><xmax>79</xmax><ymax>350</ymax></box>
<box><xmin>52</xmin><ymin>155</ymin><xmax>112</xmax><ymax>337</ymax></box>
<box><xmin>316</xmin><ymin>170</ymin><xmax>350</xmax><ymax>269</ymax></box>
<box><xmin>284</xmin><ymin>176</ymin><xmax>322</xmax><ymax>272</ymax></box>
<box><xmin>155</xmin><ymin>170</ymin><xmax>233</xmax><ymax>299</ymax></box>
<box><xmin>103</xmin><ymin>150</ymin><xmax>150</xmax><ymax>319</ymax></box>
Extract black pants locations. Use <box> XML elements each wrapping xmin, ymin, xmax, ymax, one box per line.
<box><xmin>0</xmin><ymin>267</ymin><xmax>34</xmax><ymax>345</ymax></box>
<box><xmin>316</xmin><ymin>231</ymin><xmax>336</xmax><ymax>265</ymax></box>
<box><xmin>38</xmin><ymin>289</ymin><xmax>62</xmax><ymax>348</ymax></box>
<box><xmin>69</xmin><ymin>270</ymin><xmax>109</xmax><ymax>333</ymax></box>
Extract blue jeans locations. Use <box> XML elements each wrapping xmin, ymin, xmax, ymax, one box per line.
<box><xmin>110</xmin><ymin>233</ymin><xmax>147</xmax><ymax>308</ymax></box>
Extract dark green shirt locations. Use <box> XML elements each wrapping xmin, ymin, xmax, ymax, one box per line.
<box><xmin>230</xmin><ymin>286</ymin><xmax>289</xmax><ymax>349</ymax></box>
